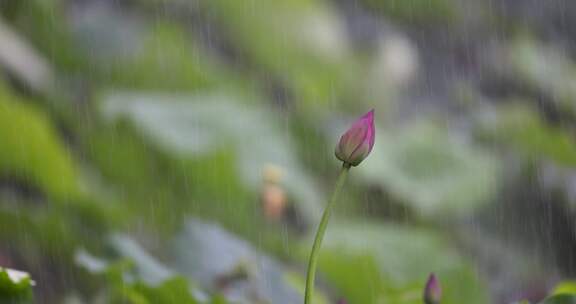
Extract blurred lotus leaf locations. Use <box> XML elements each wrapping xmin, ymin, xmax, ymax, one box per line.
<box><xmin>1</xmin><ymin>0</ymin><xmax>83</xmax><ymax>71</ymax></box>
<box><xmin>509</xmin><ymin>39</ymin><xmax>576</xmax><ymax>114</ymax></box>
<box><xmin>78</xmin><ymin>220</ymin><xmax>328</xmax><ymax>304</ymax></box>
<box><xmin>317</xmin><ymin>221</ymin><xmax>488</xmax><ymax>304</ymax></box>
<box><xmin>540</xmin><ymin>294</ymin><xmax>576</xmax><ymax>304</ymax></box>
<box><xmin>0</xmin><ymin>267</ymin><xmax>34</xmax><ymax>303</ymax></box>
<box><xmin>197</xmin><ymin>0</ymin><xmax>355</xmax><ymax>107</ymax></box>
<box><xmin>361</xmin><ymin>0</ymin><xmax>457</xmax><ymax>24</ymax></box>
<box><xmin>76</xmin><ymin>238</ymin><xmax>208</xmax><ymax>304</ymax></box>
<box><xmin>101</xmin><ymin>92</ymin><xmax>323</xmax><ymax>219</ymax></box>
<box><xmin>481</xmin><ymin>105</ymin><xmax>576</xmax><ymax>167</ymax></box>
<box><xmin>170</xmin><ymin>218</ymin><xmax>327</xmax><ymax>304</ymax></box>
<box><xmin>91</xmin><ymin>22</ymin><xmax>230</xmax><ymax>91</ymax></box>
<box><xmin>109</xmin><ymin>235</ymin><xmax>176</xmax><ymax>287</ymax></box>
<box><xmin>554</xmin><ymin>281</ymin><xmax>576</xmax><ymax>296</ymax></box>
<box><xmin>358</xmin><ymin>121</ymin><xmax>499</xmax><ymax>217</ymax></box>
<box><xmin>0</xmin><ymin>18</ymin><xmax>54</xmax><ymax>92</ymax></box>
<box><xmin>0</xmin><ymin>81</ymin><xmax>81</xmax><ymax>201</ymax></box>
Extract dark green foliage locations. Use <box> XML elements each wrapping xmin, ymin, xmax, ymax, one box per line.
<box><xmin>1</xmin><ymin>0</ymin><xmax>575</xmax><ymax>303</ymax></box>
<box><xmin>541</xmin><ymin>295</ymin><xmax>576</xmax><ymax>304</ymax></box>
<box><xmin>0</xmin><ymin>268</ymin><xmax>34</xmax><ymax>304</ymax></box>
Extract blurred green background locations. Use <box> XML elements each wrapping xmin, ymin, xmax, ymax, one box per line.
<box><xmin>2</xmin><ymin>0</ymin><xmax>576</xmax><ymax>303</ymax></box>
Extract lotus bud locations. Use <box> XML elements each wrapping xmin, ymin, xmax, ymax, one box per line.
<box><xmin>335</xmin><ymin>109</ymin><xmax>375</xmax><ymax>166</ymax></box>
<box><xmin>424</xmin><ymin>273</ymin><xmax>442</xmax><ymax>304</ymax></box>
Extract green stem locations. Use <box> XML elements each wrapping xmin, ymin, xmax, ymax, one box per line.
<box><xmin>304</xmin><ymin>163</ymin><xmax>351</xmax><ymax>304</ymax></box>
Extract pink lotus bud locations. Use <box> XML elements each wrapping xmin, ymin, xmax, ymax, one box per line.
<box><xmin>424</xmin><ymin>273</ymin><xmax>442</xmax><ymax>304</ymax></box>
<box><xmin>335</xmin><ymin>109</ymin><xmax>375</xmax><ymax>166</ymax></box>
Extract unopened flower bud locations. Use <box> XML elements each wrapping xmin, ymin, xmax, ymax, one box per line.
<box><xmin>335</xmin><ymin>109</ymin><xmax>375</xmax><ymax>166</ymax></box>
<box><xmin>423</xmin><ymin>273</ymin><xmax>442</xmax><ymax>304</ymax></box>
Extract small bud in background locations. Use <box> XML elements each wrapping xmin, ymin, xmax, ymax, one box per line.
<box><xmin>336</xmin><ymin>299</ymin><xmax>347</xmax><ymax>304</ymax></box>
<box><xmin>261</xmin><ymin>164</ymin><xmax>287</xmax><ymax>221</ymax></box>
<box><xmin>424</xmin><ymin>273</ymin><xmax>442</xmax><ymax>304</ymax></box>
<box><xmin>335</xmin><ymin>109</ymin><xmax>375</xmax><ymax>167</ymax></box>
<box><xmin>263</xmin><ymin>163</ymin><xmax>284</xmax><ymax>184</ymax></box>
<box><xmin>262</xmin><ymin>184</ymin><xmax>286</xmax><ymax>220</ymax></box>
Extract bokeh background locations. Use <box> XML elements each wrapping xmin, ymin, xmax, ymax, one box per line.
<box><xmin>1</xmin><ymin>0</ymin><xmax>576</xmax><ymax>303</ymax></box>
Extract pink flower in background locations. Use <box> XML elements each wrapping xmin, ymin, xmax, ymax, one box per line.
<box><xmin>335</xmin><ymin>109</ymin><xmax>375</xmax><ymax>166</ymax></box>
<box><xmin>424</xmin><ymin>273</ymin><xmax>442</xmax><ymax>304</ymax></box>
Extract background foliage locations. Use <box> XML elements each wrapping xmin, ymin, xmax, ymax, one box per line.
<box><xmin>1</xmin><ymin>0</ymin><xmax>576</xmax><ymax>303</ymax></box>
